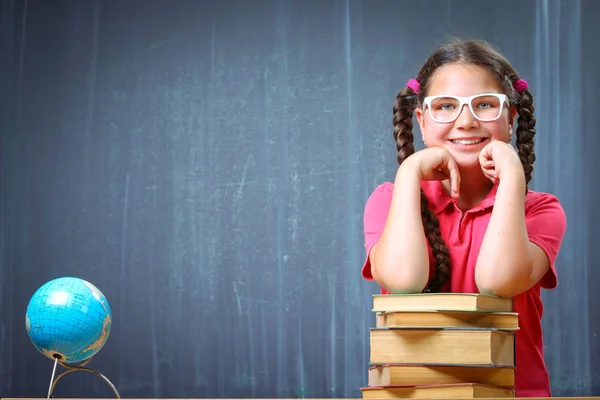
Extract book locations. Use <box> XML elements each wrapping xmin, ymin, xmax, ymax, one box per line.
<box><xmin>376</xmin><ymin>310</ymin><xmax>519</xmax><ymax>330</ymax></box>
<box><xmin>370</xmin><ymin>328</ymin><xmax>514</xmax><ymax>366</ymax></box>
<box><xmin>372</xmin><ymin>293</ymin><xmax>513</xmax><ymax>313</ymax></box>
<box><xmin>368</xmin><ymin>364</ymin><xmax>515</xmax><ymax>388</ymax></box>
<box><xmin>361</xmin><ymin>383</ymin><xmax>515</xmax><ymax>399</ymax></box>
<box><xmin>362</xmin><ymin>292</ymin><xmax>518</xmax><ymax>398</ymax></box>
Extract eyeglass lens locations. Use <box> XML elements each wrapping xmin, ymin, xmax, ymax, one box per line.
<box><xmin>429</xmin><ymin>94</ymin><xmax>503</xmax><ymax>122</ymax></box>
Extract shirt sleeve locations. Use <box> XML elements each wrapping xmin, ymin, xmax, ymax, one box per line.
<box><xmin>361</xmin><ymin>182</ymin><xmax>394</xmax><ymax>280</ymax></box>
<box><xmin>525</xmin><ymin>192</ymin><xmax>567</xmax><ymax>289</ymax></box>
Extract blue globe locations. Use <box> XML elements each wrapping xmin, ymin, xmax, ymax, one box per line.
<box><xmin>25</xmin><ymin>277</ymin><xmax>112</xmax><ymax>364</ymax></box>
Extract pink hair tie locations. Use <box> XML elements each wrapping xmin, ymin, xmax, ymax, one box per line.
<box><xmin>513</xmin><ymin>78</ymin><xmax>528</xmax><ymax>92</ymax></box>
<box><xmin>405</xmin><ymin>78</ymin><xmax>420</xmax><ymax>94</ymax></box>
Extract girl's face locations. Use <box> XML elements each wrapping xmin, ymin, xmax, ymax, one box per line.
<box><xmin>415</xmin><ymin>63</ymin><xmax>516</xmax><ymax>169</ymax></box>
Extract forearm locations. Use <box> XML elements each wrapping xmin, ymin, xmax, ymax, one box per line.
<box><xmin>475</xmin><ymin>170</ymin><xmax>532</xmax><ymax>297</ymax></box>
<box><xmin>371</xmin><ymin>164</ymin><xmax>430</xmax><ymax>293</ymax></box>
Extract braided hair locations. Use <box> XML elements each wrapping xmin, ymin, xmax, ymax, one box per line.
<box><xmin>394</xmin><ymin>39</ymin><xmax>536</xmax><ymax>292</ymax></box>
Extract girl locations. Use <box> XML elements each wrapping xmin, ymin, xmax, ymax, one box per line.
<box><xmin>361</xmin><ymin>39</ymin><xmax>567</xmax><ymax>397</ymax></box>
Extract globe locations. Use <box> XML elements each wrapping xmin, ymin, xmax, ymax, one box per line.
<box><xmin>26</xmin><ymin>277</ymin><xmax>112</xmax><ymax>364</ymax></box>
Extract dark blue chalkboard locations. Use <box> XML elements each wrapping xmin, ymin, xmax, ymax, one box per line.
<box><xmin>1</xmin><ymin>0</ymin><xmax>599</xmax><ymax>397</ymax></box>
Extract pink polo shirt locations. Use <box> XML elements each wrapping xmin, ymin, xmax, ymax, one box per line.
<box><xmin>362</xmin><ymin>180</ymin><xmax>567</xmax><ymax>397</ymax></box>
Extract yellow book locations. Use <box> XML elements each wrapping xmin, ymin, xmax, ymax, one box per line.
<box><xmin>376</xmin><ymin>310</ymin><xmax>519</xmax><ymax>330</ymax></box>
<box><xmin>373</xmin><ymin>293</ymin><xmax>513</xmax><ymax>313</ymax></box>
<box><xmin>361</xmin><ymin>383</ymin><xmax>515</xmax><ymax>398</ymax></box>
<box><xmin>370</xmin><ymin>328</ymin><xmax>515</xmax><ymax>366</ymax></box>
<box><xmin>368</xmin><ymin>364</ymin><xmax>515</xmax><ymax>388</ymax></box>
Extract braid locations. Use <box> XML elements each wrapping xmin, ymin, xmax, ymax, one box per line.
<box><xmin>393</xmin><ymin>88</ymin><xmax>451</xmax><ymax>293</ymax></box>
<box><xmin>392</xmin><ymin>88</ymin><xmax>416</xmax><ymax>164</ymax></box>
<box><xmin>420</xmin><ymin>192</ymin><xmax>451</xmax><ymax>293</ymax></box>
<box><xmin>514</xmin><ymin>88</ymin><xmax>536</xmax><ymax>190</ymax></box>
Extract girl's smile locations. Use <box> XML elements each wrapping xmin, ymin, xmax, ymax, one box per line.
<box><xmin>448</xmin><ymin>136</ymin><xmax>489</xmax><ymax>147</ymax></box>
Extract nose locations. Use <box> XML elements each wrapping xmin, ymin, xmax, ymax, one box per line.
<box><xmin>454</xmin><ymin>103</ymin><xmax>479</xmax><ymax>128</ymax></box>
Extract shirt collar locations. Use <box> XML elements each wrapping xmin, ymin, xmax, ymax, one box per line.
<box><xmin>423</xmin><ymin>180</ymin><xmax>499</xmax><ymax>214</ymax></box>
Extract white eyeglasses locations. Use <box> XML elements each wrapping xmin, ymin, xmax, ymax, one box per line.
<box><xmin>423</xmin><ymin>93</ymin><xmax>509</xmax><ymax>123</ymax></box>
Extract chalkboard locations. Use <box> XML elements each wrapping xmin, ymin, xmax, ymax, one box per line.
<box><xmin>0</xmin><ymin>0</ymin><xmax>598</xmax><ymax>397</ymax></box>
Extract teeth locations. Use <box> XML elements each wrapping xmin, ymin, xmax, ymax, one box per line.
<box><xmin>452</xmin><ymin>138</ymin><xmax>483</xmax><ymax>145</ymax></box>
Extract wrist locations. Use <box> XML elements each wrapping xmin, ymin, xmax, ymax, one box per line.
<box><xmin>499</xmin><ymin>165</ymin><xmax>526</xmax><ymax>185</ymax></box>
<box><xmin>396</xmin><ymin>158</ymin><xmax>422</xmax><ymax>183</ymax></box>
<box><xmin>498</xmin><ymin>166</ymin><xmax>527</xmax><ymax>196</ymax></box>
<box><xmin>393</xmin><ymin>160</ymin><xmax>423</xmax><ymax>205</ymax></box>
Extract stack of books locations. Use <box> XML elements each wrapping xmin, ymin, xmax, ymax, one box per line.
<box><xmin>360</xmin><ymin>293</ymin><xmax>518</xmax><ymax>399</ymax></box>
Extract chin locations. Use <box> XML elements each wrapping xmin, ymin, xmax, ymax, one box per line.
<box><xmin>448</xmin><ymin>153</ymin><xmax>481</xmax><ymax>170</ymax></box>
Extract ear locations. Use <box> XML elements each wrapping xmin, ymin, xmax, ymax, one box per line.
<box><xmin>509</xmin><ymin>105</ymin><xmax>517</xmax><ymax>124</ymax></box>
<box><xmin>415</xmin><ymin>106</ymin><xmax>426</xmax><ymax>141</ymax></box>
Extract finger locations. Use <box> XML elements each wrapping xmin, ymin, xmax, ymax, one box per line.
<box><xmin>445</xmin><ymin>156</ymin><xmax>461</xmax><ymax>198</ymax></box>
<box><xmin>480</xmin><ymin>165</ymin><xmax>495</xmax><ymax>175</ymax></box>
<box><xmin>479</xmin><ymin>146</ymin><xmax>492</xmax><ymax>164</ymax></box>
<box><xmin>481</xmin><ymin>168</ymin><xmax>497</xmax><ymax>183</ymax></box>
<box><xmin>432</xmin><ymin>169</ymin><xmax>449</xmax><ymax>180</ymax></box>
<box><xmin>481</xmin><ymin>166</ymin><xmax>495</xmax><ymax>178</ymax></box>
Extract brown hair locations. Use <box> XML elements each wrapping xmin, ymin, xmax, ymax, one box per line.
<box><xmin>393</xmin><ymin>38</ymin><xmax>535</xmax><ymax>292</ymax></box>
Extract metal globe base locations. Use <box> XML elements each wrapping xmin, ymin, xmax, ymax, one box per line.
<box><xmin>46</xmin><ymin>355</ymin><xmax>120</xmax><ymax>398</ymax></box>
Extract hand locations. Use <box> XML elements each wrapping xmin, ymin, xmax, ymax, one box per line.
<box><xmin>478</xmin><ymin>141</ymin><xmax>523</xmax><ymax>184</ymax></box>
<box><xmin>401</xmin><ymin>147</ymin><xmax>461</xmax><ymax>198</ymax></box>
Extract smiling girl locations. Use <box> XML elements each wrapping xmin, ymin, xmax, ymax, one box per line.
<box><xmin>361</xmin><ymin>39</ymin><xmax>567</xmax><ymax>397</ymax></box>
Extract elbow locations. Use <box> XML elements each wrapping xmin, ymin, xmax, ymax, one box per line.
<box><xmin>475</xmin><ymin>260</ymin><xmax>534</xmax><ymax>298</ymax></box>
<box><xmin>369</xmin><ymin>241</ymin><xmax>430</xmax><ymax>294</ymax></box>
<box><xmin>372</xmin><ymin>265</ymin><xmax>428</xmax><ymax>294</ymax></box>
<box><xmin>475</xmin><ymin>281</ymin><xmax>516</xmax><ymax>298</ymax></box>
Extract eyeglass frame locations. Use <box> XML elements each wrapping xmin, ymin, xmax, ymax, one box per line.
<box><xmin>422</xmin><ymin>93</ymin><xmax>510</xmax><ymax>123</ymax></box>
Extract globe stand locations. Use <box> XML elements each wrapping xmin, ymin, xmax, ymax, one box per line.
<box><xmin>46</xmin><ymin>355</ymin><xmax>120</xmax><ymax>398</ymax></box>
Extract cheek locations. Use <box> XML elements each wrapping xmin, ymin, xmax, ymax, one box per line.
<box><xmin>489</xmin><ymin>122</ymin><xmax>511</xmax><ymax>140</ymax></box>
<box><xmin>422</xmin><ymin>125</ymin><xmax>451</xmax><ymax>145</ymax></box>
